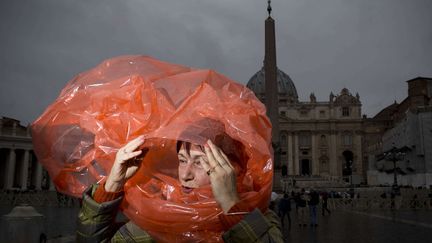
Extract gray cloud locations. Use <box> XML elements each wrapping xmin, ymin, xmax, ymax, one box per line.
<box><xmin>0</xmin><ymin>0</ymin><xmax>431</xmax><ymax>124</ymax></box>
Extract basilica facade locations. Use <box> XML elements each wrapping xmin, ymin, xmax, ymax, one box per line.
<box><xmin>247</xmin><ymin>68</ymin><xmax>364</xmax><ymax>182</ymax></box>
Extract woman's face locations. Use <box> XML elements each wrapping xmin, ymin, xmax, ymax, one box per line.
<box><xmin>177</xmin><ymin>143</ymin><xmax>211</xmax><ymax>193</ymax></box>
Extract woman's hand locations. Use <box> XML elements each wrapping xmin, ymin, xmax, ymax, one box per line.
<box><xmin>105</xmin><ymin>135</ymin><xmax>146</xmax><ymax>192</ymax></box>
<box><xmin>202</xmin><ymin>140</ymin><xmax>240</xmax><ymax>213</ymax></box>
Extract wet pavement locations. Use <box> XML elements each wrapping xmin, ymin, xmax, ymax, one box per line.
<box><xmin>282</xmin><ymin>209</ymin><xmax>432</xmax><ymax>243</ymax></box>
<box><xmin>2</xmin><ymin>205</ymin><xmax>432</xmax><ymax>242</ymax></box>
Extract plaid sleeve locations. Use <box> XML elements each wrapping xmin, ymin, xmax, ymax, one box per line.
<box><xmin>219</xmin><ymin>200</ymin><xmax>253</xmax><ymax>230</ymax></box>
<box><xmin>110</xmin><ymin>221</ymin><xmax>156</xmax><ymax>243</ymax></box>
<box><xmin>222</xmin><ymin>209</ymin><xmax>284</xmax><ymax>243</ymax></box>
<box><xmin>76</xmin><ymin>184</ymin><xmax>125</xmax><ymax>243</ymax></box>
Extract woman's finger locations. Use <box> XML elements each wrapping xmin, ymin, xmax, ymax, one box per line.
<box><xmin>201</xmin><ymin>149</ymin><xmax>217</xmax><ymax>176</ymax></box>
<box><xmin>123</xmin><ymin>135</ymin><xmax>145</xmax><ymax>152</ymax></box>
<box><xmin>200</xmin><ymin>156</ymin><xmax>211</xmax><ymax>173</ymax></box>
<box><xmin>118</xmin><ymin>150</ymin><xmax>142</xmax><ymax>164</ymax></box>
<box><xmin>207</xmin><ymin>140</ymin><xmax>231</xmax><ymax>172</ymax></box>
<box><xmin>213</xmin><ymin>149</ymin><xmax>232</xmax><ymax>173</ymax></box>
<box><xmin>219</xmin><ymin>151</ymin><xmax>235</xmax><ymax>171</ymax></box>
<box><xmin>123</xmin><ymin>136</ymin><xmax>145</xmax><ymax>152</ymax></box>
<box><xmin>204</xmin><ymin>145</ymin><xmax>224</xmax><ymax>174</ymax></box>
<box><xmin>204</xmin><ymin>144</ymin><xmax>218</xmax><ymax>168</ymax></box>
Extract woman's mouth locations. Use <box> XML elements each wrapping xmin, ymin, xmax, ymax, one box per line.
<box><xmin>181</xmin><ymin>186</ymin><xmax>194</xmax><ymax>194</ymax></box>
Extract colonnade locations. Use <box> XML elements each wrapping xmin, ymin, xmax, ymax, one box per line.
<box><xmin>281</xmin><ymin>131</ymin><xmax>362</xmax><ymax>178</ymax></box>
<box><xmin>1</xmin><ymin>148</ymin><xmax>54</xmax><ymax>191</ymax></box>
<box><xmin>0</xmin><ymin>119</ymin><xmax>55</xmax><ymax>191</ymax></box>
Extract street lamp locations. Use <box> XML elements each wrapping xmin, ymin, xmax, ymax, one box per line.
<box><xmin>383</xmin><ymin>146</ymin><xmax>405</xmax><ymax>194</ymax></box>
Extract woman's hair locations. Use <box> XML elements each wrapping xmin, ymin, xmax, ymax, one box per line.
<box><xmin>175</xmin><ymin>118</ymin><xmax>249</xmax><ymax>170</ymax></box>
<box><xmin>175</xmin><ymin>135</ymin><xmax>248</xmax><ymax>169</ymax></box>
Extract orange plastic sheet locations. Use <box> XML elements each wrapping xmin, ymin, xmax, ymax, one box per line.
<box><xmin>31</xmin><ymin>55</ymin><xmax>273</xmax><ymax>242</ymax></box>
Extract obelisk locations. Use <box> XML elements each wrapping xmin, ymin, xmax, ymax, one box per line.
<box><xmin>264</xmin><ymin>0</ymin><xmax>280</xmax><ymax>147</ymax></box>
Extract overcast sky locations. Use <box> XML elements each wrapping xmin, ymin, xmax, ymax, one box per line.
<box><xmin>1</xmin><ymin>0</ymin><xmax>431</xmax><ymax>125</ymax></box>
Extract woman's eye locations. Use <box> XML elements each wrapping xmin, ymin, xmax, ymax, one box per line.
<box><xmin>179</xmin><ymin>160</ymin><xmax>187</xmax><ymax>164</ymax></box>
<box><xmin>194</xmin><ymin>161</ymin><xmax>202</xmax><ymax>167</ymax></box>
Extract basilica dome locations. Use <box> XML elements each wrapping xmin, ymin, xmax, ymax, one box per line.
<box><xmin>246</xmin><ymin>67</ymin><xmax>298</xmax><ymax>101</ymax></box>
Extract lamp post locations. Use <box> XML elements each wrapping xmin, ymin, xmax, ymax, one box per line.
<box><xmin>384</xmin><ymin>146</ymin><xmax>405</xmax><ymax>194</ymax></box>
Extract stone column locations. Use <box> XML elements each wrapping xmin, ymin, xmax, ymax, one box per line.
<box><xmin>288</xmin><ymin>134</ymin><xmax>293</xmax><ymax>175</ymax></box>
<box><xmin>354</xmin><ymin>132</ymin><xmax>363</xmax><ymax>176</ymax></box>
<box><xmin>34</xmin><ymin>162</ymin><xmax>43</xmax><ymax>190</ymax></box>
<box><xmin>6</xmin><ymin>149</ymin><xmax>16</xmax><ymax>189</ymax></box>
<box><xmin>330</xmin><ymin>132</ymin><xmax>338</xmax><ymax>177</ymax></box>
<box><xmin>294</xmin><ymin>134</ymin><xmax>299</xmax><ymax>175</ymax></box>
<box><xmin>312</xmin><ymin>133</ymin><xmax>318</xmax><ymax>176</ymax></box>
<box><xmin>21</xmin><ymin>150</ymin><xmax>30</xmax><ymax>190</ymax></box>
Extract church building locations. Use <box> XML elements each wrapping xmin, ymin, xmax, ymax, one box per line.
<box><xmin>247</xmin><ymin>1</ymin><xmax>364</xmax><ymax>183</ymax></box>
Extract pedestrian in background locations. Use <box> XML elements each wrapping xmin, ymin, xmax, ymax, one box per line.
<box><xmin>297</xmin><ymin>188</ymin><xmax>308</xmax><ymax>227</ymax></box>
<box><xmin>321</xmin><ymin>191</ymin><xmax>331</xmax><ymax>216</ymax></box>
<box><xmin>308</xmin><ymin>189</ymin><xmax>319</xmax><ymax>227</ymax></box>
<box><xmin>294</xmin><ymin>191</ymin><xmax>300</xmax><ymax>213</ymax></box>
<box><xmin>278</xmin><ymin>193</ymin><xmax>292</xmax><ymax>230</ymax></box>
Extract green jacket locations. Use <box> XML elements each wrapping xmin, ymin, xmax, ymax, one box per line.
<box><xmin>76</xmin><ymin>185</ymin><xmax>284</xmax><ymax>242</ymax></box>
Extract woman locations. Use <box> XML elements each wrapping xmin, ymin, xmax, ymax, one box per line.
<box><xmin>30</xmin><ymin>55</ymin><xmax>279</xmax><ymax>242</ymax></box>
<box><xmin>76</xmin><ymin>135</ymin><xmax>283</xmax><ymax>242</ymax></box>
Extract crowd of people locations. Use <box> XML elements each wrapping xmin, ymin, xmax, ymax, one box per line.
<box><xmin>273</xmin><ymin>186</ymin><xmax>432</xmax><ymax>227</ymax></box>
<box><xmin>274</xmin><ymin>188</ymin><xmax>332</xmax><ymax>230</ymax></box>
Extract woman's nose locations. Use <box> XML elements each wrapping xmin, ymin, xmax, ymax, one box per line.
<box><xmin>181</xmin><ymin>163</ymin><xmax>195</xmax><ymax>181</ymax></box>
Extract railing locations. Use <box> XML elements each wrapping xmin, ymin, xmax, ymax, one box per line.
<box><xmin>328</xmin><ymin>197</ymin><xmax>432</xmax><ymax>210</ymax></box>
<box><xmin>0</xmin><ymin>190</ymin><xmax>80</xmax><ymax>207</ymax></box>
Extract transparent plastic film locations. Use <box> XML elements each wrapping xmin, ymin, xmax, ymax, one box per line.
<box><xmin>31</xmin><ymin>55</ymin><xmax>273</xmax><ymax>242</ymax></box>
